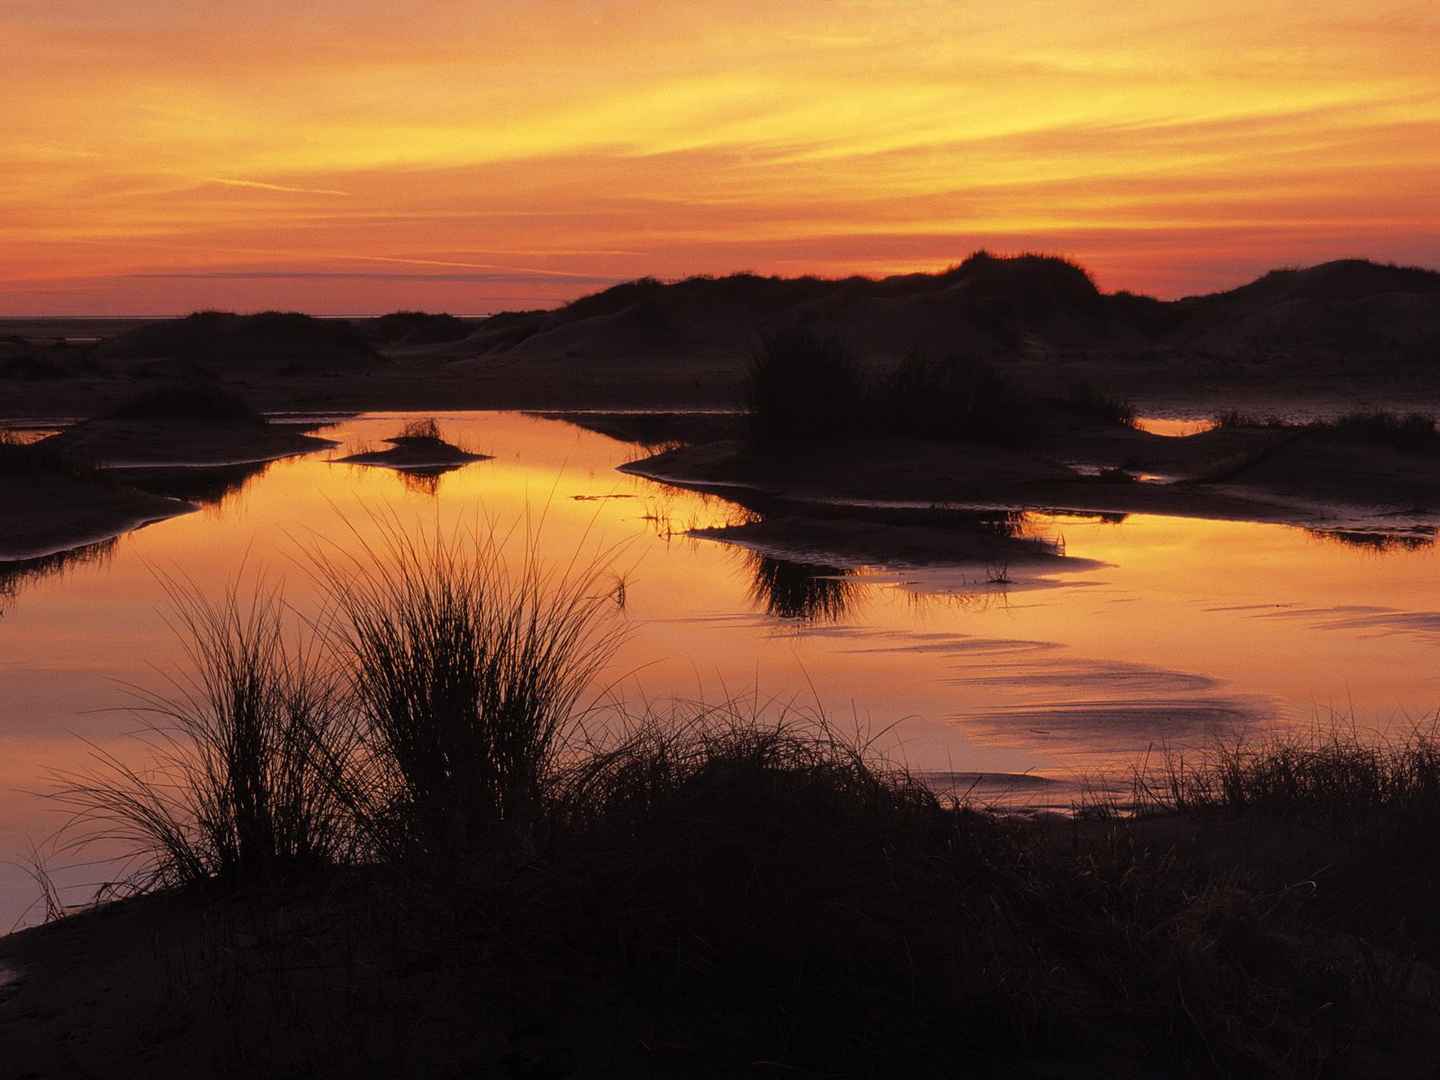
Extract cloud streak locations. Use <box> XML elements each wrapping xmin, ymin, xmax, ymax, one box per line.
<box><xmin>204</xmin><ymin>177</ymin><xmax>353</xmax><ymax>197</ymax></box>
<box><xmin>4</xmin><ymin>0</ymin><xmax>1438</xmax><ymax>312</ymax></box>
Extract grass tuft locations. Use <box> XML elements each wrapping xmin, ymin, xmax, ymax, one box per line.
<box><xmin>298</xmin><ymin>515</ymin><xmax>627</xmax><ymax>865</ymax></box>
<box><xmin>745</xmin><ymin>327</ymin><xmax>868</xmax><ymax>442</ymax></box>
<box><xmin>51</xmin><ymin>577</ymin><xmax>356</xmax><ymax>891</ymax></box>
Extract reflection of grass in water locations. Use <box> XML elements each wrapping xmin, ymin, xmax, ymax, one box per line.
<box><xmin>1304</xmin><ymin>528</ymin><xmax>1436</xmax><ymax>553</ymax></box>
<box><xmin>399</xmin><ymin>466</ymin><xmax>456</xmax><ymax>497</ymax></box>
<box><xmin>0</xmin><ymin>538</ymin><xmax>117</xmax><ymax>619</ymax></box>
<box><xmin>745</xmin><ymin>551</ymin><xmax>861</xmax><ymax>623</ymax></box>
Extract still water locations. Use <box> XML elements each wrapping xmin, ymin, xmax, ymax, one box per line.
<box><xmin>3</xmin><ymin>411</ymin><xmax>1440</xmax><ymax>924</ymax></box>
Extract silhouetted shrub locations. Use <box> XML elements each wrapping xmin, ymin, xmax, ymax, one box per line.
<box><xmin>746</xmin><ymin>328</ymin><xmax>868</xmax><ymax>442</ymax></box>
<box><xmin>372</xmin><ymin>312</ymin><xmax>472</xmax><ymax>346</ymax></box>
<box><xmin>102</xmin><ymin>311</ymin><xmax>377</xmax><ymax>372</ymax></box>
<box><xmin>880</xmin><ymin>351</ymin><xmax>1032</xmax><ymax>444</ymax></box>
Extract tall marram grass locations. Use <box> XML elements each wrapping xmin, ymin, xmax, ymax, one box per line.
<box><xmin>51</xmin><ymin>516</ymin><xmax>628</xmax><ymax>889</ymax></box>
<box><xmin>1133</xmin><ymin>725</ymin><xmax>1440</xmax><ymax>830</ymax></box>
<box><xmin>300</xmin><ymin>516</ymin><xmax>627</xmax><ymax>865</ymax></box>
<box><xmin>53</xmin><ymin>578</ymin><xmax>356</xmax><ymax>891</ymax></box>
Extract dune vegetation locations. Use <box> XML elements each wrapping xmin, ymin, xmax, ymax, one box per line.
<box><xmin>745</xmin><ymin>327</ymin><xmax>1135</xmax><ymax>447</ymax></box>
<box><xmin>7</xmin><ymin>523</ymin><xmax>1440</xmax><ymax>1077</ymax></box>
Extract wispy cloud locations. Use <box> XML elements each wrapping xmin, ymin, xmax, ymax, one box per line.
<box><xmin>204</xmin><ymin>177</ymin><xmax>352</xmax><ymax>197</ymax></box>
<box><xmin>127</xmin><ymin>269</ymin><xmax>622</xmax><ymax>286</ymax></box>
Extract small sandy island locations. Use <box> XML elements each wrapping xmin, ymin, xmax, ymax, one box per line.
<box><xmin>40</xmin><ymin>384</ymin><xmax>336</xmax><ymax>467</ymax></box>
<box><xmin>334</xmin><ymin>418</ymin><xmax>490</xmax><ymax>471</ymax></box>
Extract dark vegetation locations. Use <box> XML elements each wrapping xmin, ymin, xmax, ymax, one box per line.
<box><xmin>99</xmin><ymin>311</ymin><xmax>379</xmax><ymax>375</ymax></box>
<box><xmin>1216</xmin><ymin>408</ymin><xmax>1439</xmax><ymax>453</ymax></box>
<box><xmin>24</xmin><ymin>527</ymin><xmax>1440</xmax><ymax>1076</ymax></box>
<box><xmin>746</xmin><ymin>327</ymin><xmax>1134</xmax><ymax>445</ymax></box>
<box><xmin>1324</xmin><ymin>410</ymin><xmax>1439</xmax><ymax>453</ymax></box>
<box><xmin>0</xmin><ymin>336</ymin><xmax>101</xmax><ymax>381</ymax></box>
<box><xmin>104</xmin><ymin>382</ymin><xmax>264</xmax><ymax>426</ymax></box>
<box><xmin>370</xmin><ymin>311</ymin><xmax>475</xmax><ymax>347</ymax></box>
<box><xmin>390</xmin><ymin>416</ymin><xmax>444</xmax><ymax>444</ymax></box>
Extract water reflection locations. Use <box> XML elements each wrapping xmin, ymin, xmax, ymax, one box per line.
<box><xmin>120</xmin><ymin>460</ymin><xmax>275</xmax><ymax>511</ymax></box>
<box><xmin>1304</xmin><ymin>528</ymin><xmax>1436</xmax><ymax>553</ymax></box>
<box><xmin>397</xmin><ymin>465</ymin><xmax>461</xmax><ymax>497</ymax></box>
<box><xmin>11</xmin><ymin>411</ymin><xmax>1440</xmax><ymax>928</ymax></box>
<box><xmin>0</xmin><ymin>538</ymin><xmax>116</xmax><ymax>619</ymax></box>
<box><xmin>745</xmin><ymin>551</ymin><xmax>862</xmax><ymax>624</ymax></box>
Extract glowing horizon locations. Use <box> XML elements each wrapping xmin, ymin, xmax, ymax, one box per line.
<box><xmin>5</xmin><ymin>0</ymin><xmax>1438</xmax><ymax>314</ymax></box>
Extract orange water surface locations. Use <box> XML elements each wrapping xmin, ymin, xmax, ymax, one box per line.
<box><xmin>4</xmin><ymin>411</ymin><xmax>1440</xmax><ymax>925</ymax></box>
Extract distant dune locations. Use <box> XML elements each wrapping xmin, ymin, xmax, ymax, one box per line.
<box><xmin>1</xmin><ymin>254</ymin><xmax>1436</xmax><ymax>416</ymax></box>
<box><xmin>450</xmin><ymin>252</ymin><xmax>1440</xmax><ymax>371</ymax></box>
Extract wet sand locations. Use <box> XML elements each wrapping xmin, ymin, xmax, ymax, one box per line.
<box><xmin>41</xmin><ymin>417</ymin><xmax>336</xmax><ymax>468</ymax></box>
<box><xmin>0</xmin><ymin>470</ymin><xmax>193</xmax><ymax>561</ymax></box>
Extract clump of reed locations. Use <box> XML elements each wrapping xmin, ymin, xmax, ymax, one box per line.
<box><xmin>299</xmin><ymin>517</ymin><xmax>626</xmax><ymax>865</ymax></box>
<box><xmin>392</xmin><ymin>416</ymin><xmax>444</xmax><ymax>444</ymax></box>
<box><xmin>880</xmin><ymin>350</ymin><xmax>1030</xmax><ymax>444</ymax></box>
<box><xmin>1135</xmin><ymin>726</ymin><xmax>1440</xmax><ymax>831</ymax></box>
<box><xmin>53</xmin><ymin>578</ymin><xmax>356</xmax><ymax>891</ymax></box>
<box><xmin>745</xmin><ymin>327</ymin><xmax>868</xmax><ymax>442</ymax></box>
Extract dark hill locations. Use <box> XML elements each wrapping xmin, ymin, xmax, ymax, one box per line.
<box><xmin>457</xmin><ymin>253</ymin><xmax>1147</xmax><ymax>373</ymax></box>
<box><xmin>454</xmin><ymin>254</ymin><xmax>1439</xmax><ymax>379</ymax></box>
<box><xmin>368</xmin><ymin>311</ymin><xmax>476</xmax><ymax>347</ymax></box>
<box><xmin>99</xmin><ymin>311</ymin><xmax>380</xmax><ymax>375</ymax></box>
<box><xmin>1174</xmin><ymin>259</ymin><xmax>1440</xmax><ymax>363</ymax></box>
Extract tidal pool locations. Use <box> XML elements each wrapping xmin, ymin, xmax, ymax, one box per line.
<box><xmin>3</xmin><ymin>410</ymin><xmax>1440</xmax><ymax>925</ymax></box>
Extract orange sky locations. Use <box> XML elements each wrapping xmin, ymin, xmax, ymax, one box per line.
<box><xmin>4</xmin><ymin>0</ymin><xmax>1438</xmax><ymax>314</ymax></box>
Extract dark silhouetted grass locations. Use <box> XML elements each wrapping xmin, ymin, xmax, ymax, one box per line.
<box><xmin>1213</xmin><ymin>408</ymin><xmax>1437</xmax><ymax>454</ymax></box>
<box><xmin>880</xmin><ymin>350</ymin><xmax>1031</xmax><ymax>443</ymax></box>
<box><xmin>745</xmin><ymin>327</ymin><xmax>868</xmax><ymax>442</ymax></box>
<box><xmin>392</xmin><ymin>416</ymin><xmax>443</xmax><ymax>443</ymax></box>
<box><xmin>299</xmin><ymin>517</ymin><xmax>627</xmax><ymax>865</ymax></box>
<box><xmin>52</xmin><ymin>578</ymin><xmax>356</xmax><ymax>891</ymax></box>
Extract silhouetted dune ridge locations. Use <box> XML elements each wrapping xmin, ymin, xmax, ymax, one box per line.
<box><xmin>458</xmin><ymin>253</ymin><xmax>1440</xmax><ymax>371</ymax></box>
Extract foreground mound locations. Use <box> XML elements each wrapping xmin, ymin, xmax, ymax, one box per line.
<box><xmin>42</xmin><ymin>384</ymin><xmax>337</xmax><ymax>466</ymax></box>
<box><xmin>7</xmin><ymin>723</ymin><xmax>1440</xmax><ymax>1077</ymax></box>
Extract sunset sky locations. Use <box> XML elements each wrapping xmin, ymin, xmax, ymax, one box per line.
<box><xmin>5</xmin><ymin>0</ymin><xmax>1438</xmax><ymax>314</ymax></box>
